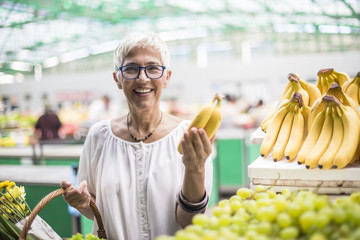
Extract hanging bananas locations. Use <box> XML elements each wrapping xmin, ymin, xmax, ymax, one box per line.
<box><xmin>177</xmin><ymin>93</ymin><xmax>223</xmax><ymax>154</ymax></box>
<box><xmin>343</xmin><ymin>72</ymin><xmax>360</xmax><ymax>107</ymax></box>
<box><xmin>317</xmin><ymin>68</ymin><xmax>350</xmax><ymax>95</ymax></box>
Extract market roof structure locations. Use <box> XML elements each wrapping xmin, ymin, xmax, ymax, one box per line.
<box><xmin>0</xmin><ymin>0</ymin><xmax>359</xmax><ymax>84</ymax></box>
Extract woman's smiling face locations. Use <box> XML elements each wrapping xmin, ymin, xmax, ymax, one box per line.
<box><xmin>115</xmin><ymin>46</ymin><xmax>171</xmax><ymax>111</ymax></box>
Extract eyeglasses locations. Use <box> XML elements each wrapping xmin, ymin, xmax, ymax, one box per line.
<box><xmin>118</xmin><ymin>65</ymin><xmax>166</xmax><ymax>80</ymax></box>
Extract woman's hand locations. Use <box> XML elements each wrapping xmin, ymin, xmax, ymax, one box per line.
<box><xmin>61</xmin><ymin>180</ymin><xmax>91</xmax><ymax>210</ymax></box>
<box><xmin>181</xmin><ymin>127</ymin><xmax>213</xmax><ymax>172</ymax></box>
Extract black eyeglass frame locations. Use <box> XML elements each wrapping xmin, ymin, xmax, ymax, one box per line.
<box><xmin>118</xmin><ymin>65</ymin><xmax>166</xmax><ymax>80</ymax></box>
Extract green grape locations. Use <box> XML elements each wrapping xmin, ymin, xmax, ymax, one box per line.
<box><xmin>276</xmin><ymin>212</ymin><xmax>292</xmax><ymax>228</ymax></box>
<box><xmin>212</xmin><ymin>205</ymin><xmax>231</xmax><ymax>217</ymax></box>
<box><xmin>299</xmin><ymin>198</ymin><xmax>315</xmax><ymax>212</ymax></box>
<box><xmin>274</xmin><ymin>197</ymin><xmax>288</xmax><ymax>212</ymax></box>
<box><xmin>256</xmin><ymin>205</ymin><xmax>277</xmax><ymax>222</ymax></box>
<box><xmin>279</xmin><ymin>226</ymin><xmax>299</xmax><ymax>239</ymax></box>
<box><xmin>299</xmin><ymin>210</ymin><xmax>317</xmax><ymax>233</ymax></box>
<box><xmin>85</xmin><ymin>234</ymin><xmax>103</xmax><ymax>240</ymax></box>
<box><xmin>256</xmin><ymin>221</ymin><xmax>272</xmax><ymax>235</ymax></box>
<box><xmin>192</xmin><ymin>213</ymin><xmax>209</xmax><ymax>227</ymax></box>
<box><xmin>245</xmin><ymin>229</ymin><xmax>259</xmax><ymax>240</ymax></box>
<box><xmin>350</xmin><ymin>191</ymin><xmax>360</xmax><ymax>204</ymax></box>
<box><xmin>229</xmin><ymin>194</ymin><xmax>242</xmax><ymax>202</ymax></box>
<box><xmin>230</xmin><ymin>215</ymin><xmax>245</xmax><ymax>226</ymax></box>
<box><xmin>256</xmin><ymin>198</ymin><xmax>273</xmax><ymax>208</ymax></box>
<box><xmin>218</xmin><ymin>199</ymin><xmax>230</xmax><ymax>207</ymax></box>
<box><xmin>287</xmin><ymin>202</ymin><xmax>301</xmax><ymax>218</ymax></box>
<box><xmin>316</xmin><ymin>211</ymin><xmax>331</xmax><ymax>229</ymax></box>
<box><xmin>314</xmin><ymin>195</ymin><xmax>330</xmax><ymax>210</ymax></box>
<box><xmin>229</xmin><ymin>223</ymin><xmax>241</xmax><ymax>235</ymax></box>
<box><xmin>255</xmin><ymin>185</ymin><xmax>266</xmax><ymax>192</ymax></box>
<box><xmin>352</xmin><ymin>227</ymin><xmax>360</xmax><ymax>239</ymax></box>
<box><xmin>332</xmin><ymin>206</ymin><xmax>347</xmax><ymax>224</ymax></box>
<box><xmin>68</xmin><ymin>233</ymin><xmax>84</xmax><ymax>240</ymax></box>
<box><xmin>254</xmin><ymin>192</ymin><xmax>269</xmax><ymax>200</ymax></box>
<box><xmin>339</xmin><ymin>223</ymin><xmax>350</xmax><ymax>236</ymax></box>
<box><xmin>208</xmin><ymin>216</ymin><xmax>220</xmax><ymax>230</ymax></box>
<box><xmin>267</xmin><ymin>189</ymin><xmax>277</xmax><ymax>199</ymax></box>
<box><xmin>202</xmin><ymin>229</ymin><xmax>218</xmax><ymax>240</ymax></box>
<box><xmin>237</xmin><ymin>187</ymin><xmax>254</xmax><ymax>199</ymax></box>
<box><xmin>230</xmin><ymin>199</ymin><xmax>242</xmax><ymax>212</ymax></box>
<box><xmin>244</xmin><ymin>199</ymin><xmax>258</xmax><ymax>214</ymax></box>
<box><xmin>184</xmin><ymin>224</ymin><xmax>203</xmax><ymax>235</ymax></box>
<box><xmin>218</xmin><ymin>214</ymin><xmax>231</xmax><ymax>227</ymax></box>
<box><xmin>308</xmin><ymin>232</ymin><xmax>327</xmax><ymax>240</ymax></box>
<box><xmin>281</xmin><ymin>189</ymin><xmax>292</xmax><ymax>198</ymax></box>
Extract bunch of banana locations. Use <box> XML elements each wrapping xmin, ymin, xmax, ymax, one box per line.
<box><xmin>260</xmin><ymin>92</ymin><xmax>309</xmax><ymax>161</ymax></box>
<box><xmin>279</xmin><ymin>73</ymin><xmax>321</xmax><ymax>107</ymax></box>
<box><xmin>343</xmin><ymin>72</ymin><xmax>360</xmax><ymax>107</ymax></box>
<box><xmin>261</xmin><ymin>73</ymin><xmax>316</xmax><ymax>132</ymax></box>
<box><xmin>297</xmin><ymin>95</ymin><xmax>360</xmax><ymax>169</ymax></box>
<box><xmin>316</xmin><ymin>68</ymin><xmax>350</xmax><ymax>95</ymax></box>
<box><xmin>177</xmin><ymin>93</ymin><xmax>223</xmax><ymax>154</ymax></box>
<box><xmin>308</xmin><ymin>82</ymin><xmax>360</xmax><ymax>132</ymax></box>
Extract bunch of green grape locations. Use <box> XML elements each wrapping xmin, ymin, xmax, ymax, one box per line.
<box><xmin>68</xmin><ymin>233</ymin><xmax>105</xmax><ymax>240</ymax></box>
<box><xmin>156</xmin><ymin>187</ymin><xmax>360</xmax><ymax>240</ymax></box>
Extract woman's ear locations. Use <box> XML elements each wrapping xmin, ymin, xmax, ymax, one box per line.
<box><xmin>113</xmin><ymin>72</ymin><xmax>122</xmax><ymax>89</ymax></box>
<box><xmin>163</xmin><ymin>69</ymin><xmax>172</xmax><ymax>89</ymax></box>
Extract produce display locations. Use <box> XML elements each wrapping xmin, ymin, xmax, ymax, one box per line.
<box><xmin>259</xmin><ymin>69</ymin><xmax>360</xmax><ymax>169</ymax></box>
<box><xmin>178</xmin><ymin>93</ymin><xmax>223</xmax><ymax>154</ymax></box>
<box><xmin>156</xmin><ymin>187</ymin><xmax>360</xmax><ymax>240</ymax></box>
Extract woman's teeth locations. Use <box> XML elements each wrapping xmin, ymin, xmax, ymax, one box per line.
<box><xmin>135</xmin><ymin>89</ymin><xmax>151</xmax><ymax>93</ymax></box>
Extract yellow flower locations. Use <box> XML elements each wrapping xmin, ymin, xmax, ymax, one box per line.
<box><xmin>6</xmin><ymin>181</ymin><xmax>15</xmax><ymax>190</ymax></box>
<box><xmin>0</xmin><ymin>180</ymin><xmax>9</xmax><ymax>189</ymax></box>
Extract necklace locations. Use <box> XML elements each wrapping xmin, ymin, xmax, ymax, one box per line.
<box><xmin>127</xmin><ymin>112</ymin><xmax>163</xmax><ymax>142</ymax></box>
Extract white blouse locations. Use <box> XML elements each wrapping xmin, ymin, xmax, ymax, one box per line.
<box><xmin>78</xmin><ymin>119</ymin><xmax>213</xmax><ymax>240</ymax></box>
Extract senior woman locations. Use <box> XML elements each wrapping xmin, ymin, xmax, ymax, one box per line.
<box><xmin>61</xmin><ymin>31</ymin><xmax>214</xmax><ymax>240</ymax></box>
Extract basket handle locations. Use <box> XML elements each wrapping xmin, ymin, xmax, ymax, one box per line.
<box><xmin>18</xmin><ymin>187</ymin><xmax>107</xmax><ymax>240</ymax></box>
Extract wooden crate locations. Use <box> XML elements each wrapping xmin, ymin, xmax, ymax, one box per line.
<box><xmin>248</xmin><ymin>156</ymin><xmax>360</xmax><ymax>195</ymax></box>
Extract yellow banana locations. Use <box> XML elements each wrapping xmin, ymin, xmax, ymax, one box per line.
<box><xmin>344</xmin><ymin>72</ymin><xmax>360</xmax><ymax>107</ymax></box>
<box><xmin>317</xmin><ymin>68</ymin><xmax>350</xmax><ymax>95</ymax></box>
<box><xmin>332</xmin><ymin>71</ymin><xmax>350</xmax><ymax>87</ymax></box>
<box><xmin>284</xmin><ymin>105</ymin><xmax>304</xmax><ymax>161</ymax></box>
<box><xmin>203</xmin><ymin>97</ymin><xmax>223</xmax><ymax>139</ymax></box>
<box><xmin>317</xmin><ymin>68</ymin><xmax>336</xmax><ymax>95</ymax></box>
<box><xmin>318</xmin><ymin>109</ymin><xmax>343</xmax><ymax>169</ymax></box>
<box><xmin>301</xmin><ymin>104</ymin><xmax>311</xmax><ymax>137</ymax></box>
<box><xmin>260</xmin><ymin>105</ymin><xmax>289</xmax><ymax>158</ymax></box>
<box><xmin>297</xmin><ymin>75</ymin><xmax>321</xmax><ymax>107</ymax></box>
<box><xmin>296</xmin><ymin>106</ymin><xmax>327</xmax><ymax>165</ymax></box>
<box><xmin>307</xmin><ymin>98</ymin><xmax>324</xmax><ymax>133</ymax></box>
<box><xmin>333</xmin><ymin>105</ymin><xmax>360</xmax><ymax>169</ymax></box>
<box><xmin>272</xmin><ymin>108</ymin><xmax>294</xmax><ymax>162</ymax></box>
<box><xmin>177</xmin><ymin>93</ymin><xmax>222</xmax><ymax>154</ymax></box>
<box><xmin>288</xmin><ymin>73</ymin><xmax>310</xmax><ymax>106</ymax></box>
<box><xmin>327</xmin><ymin>82</ymin><xmax>360</xmax><ymax>118</ymax></box>
<box><xmin>305</xmin><ymin>106</ymin><xmax>333</xmax><ymax>169</ymax></box>
<box><xmin>279</xmin><ymin>81</ymin><xmax>293</xmax><ymax>101</ymax></box>
<box><xmin>350</xmin><ymin>139</ymin><xmax>360</xmax><ymax>164</ymax></box>
<box><xmin>260</xmin><ymin>99</ymin><xmax>290</xmax><ymax>132</ymax></box>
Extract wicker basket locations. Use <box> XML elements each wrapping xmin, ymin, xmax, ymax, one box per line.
<box><xmin>18</xmin><ymin>187</ymin><xmax>107</xmax><ymax>240</ymax></box>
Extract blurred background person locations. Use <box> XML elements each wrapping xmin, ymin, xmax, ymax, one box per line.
<box><xmin>34</xmin><ymin>102</ymin><xmax>62</xmax><ymax>141</ymax></box>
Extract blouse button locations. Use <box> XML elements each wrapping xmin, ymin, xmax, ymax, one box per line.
<box><xmin>139</xmin><ymin>171</ymin><xmax>142</xmax><ymax>175</ymax></box>
<box><xmin>140</xmin><ymin>200</ymin><xmax>143</xmax><ymax>204</ymax></box>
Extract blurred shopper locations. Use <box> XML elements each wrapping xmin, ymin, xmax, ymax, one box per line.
<box><xmin>34</xmin><ymin>103</ymin><xmax>62</xmax><ymax>141</ymax></box>
<box><xmin>61</xmin><ymin>31</ymin><xmax>214</xmax><ymax>240</ymax></box>
<box><xmin>86</xmin><ymin>95</ymin><xmax>111</xmax><ymax>124</ymax></box>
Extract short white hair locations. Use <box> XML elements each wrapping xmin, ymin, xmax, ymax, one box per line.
<box><xmin>113</xmin><ymin>31</ymin><xmax>170</xmax><ymax>71</ymax></box>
